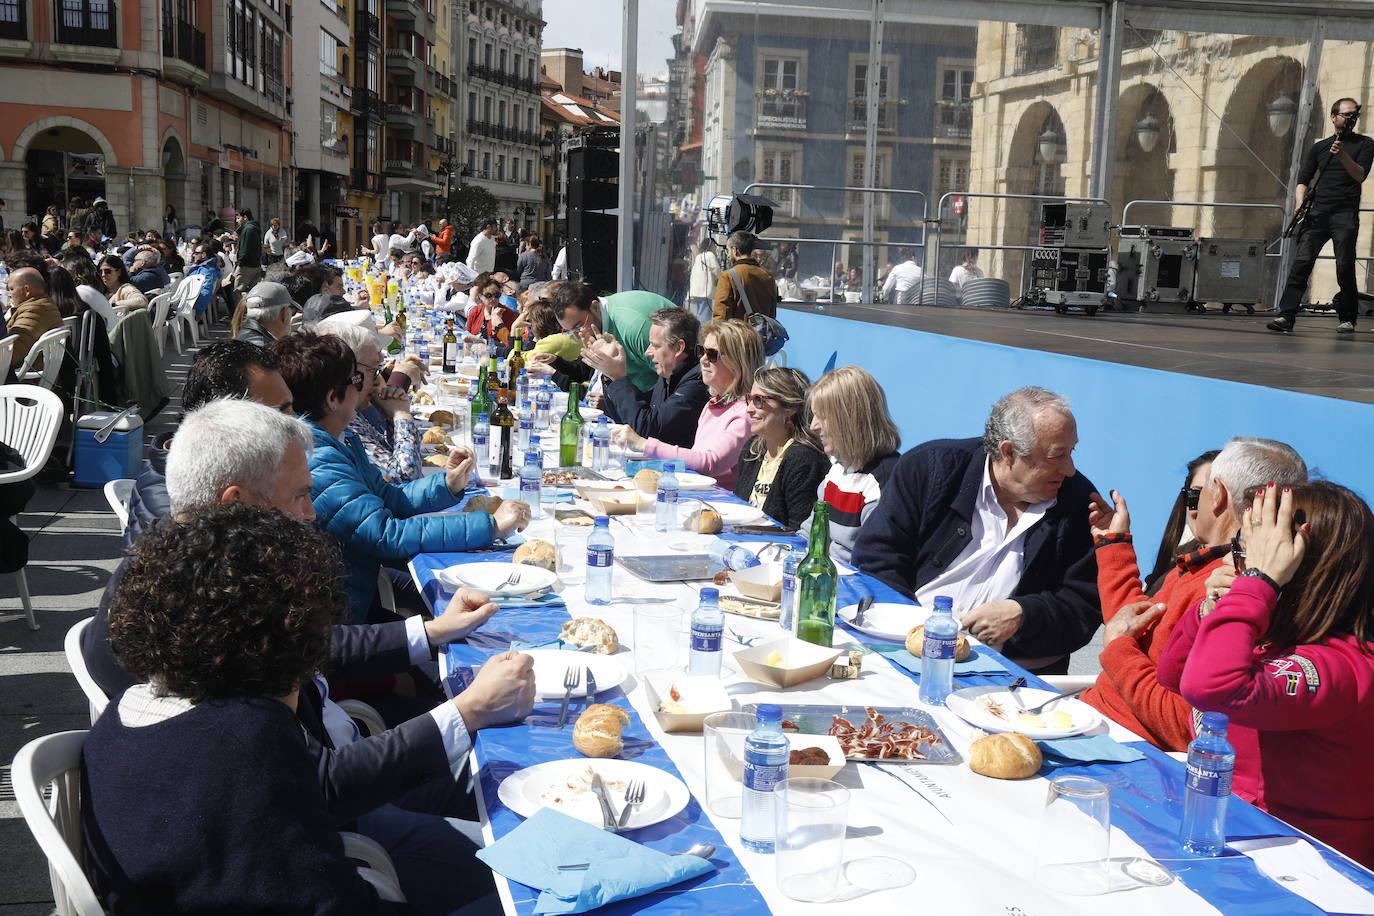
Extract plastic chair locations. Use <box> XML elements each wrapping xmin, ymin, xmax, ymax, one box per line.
<box><xmin>0</xmin><ymin>333</ymin><xmax>19</xmax><ymax>382</ymax></box>
<box><xmin>11</xmin><ymin>730</ymin><xmax>105</xmax><ymax>916</ymax></box>
<box><xmin>103</xmin><ymin>478</ymin><xmax>132</xmax><ymax>530</ymax></box>
<box><xmin>0</xmin><ymin>385</ymin><xmax>64</xmax><ymax>629</ymax></box>
<box><xmin>1041</xmin><ymin>674</ymin><xmax>1097</xmax><ymax>692</ymax></box>
<box><xmin>64</xmin><ymin>617</ymin><xmax>109</xmax><ymax>723</ymax></box>
<box><xmin>342</xmin><ymin>831</ymin><xmax>403</xmax><ymax>888</ymax></box>
<box><xmin>357</xmin><ymin>867</ymin><xmax>406</xmax><ymax>903</ymax></box>
<box><xmin>15</xmin><ymin>326</ymin><xmax>72</xmax><ymax>390</ymax></box>
<box><xmin>337</xmin><ymin>698</ymin><xmax>387</xmax><ymax>738</ymax></box>
<box><xmin>148</xmin><ymin>290</ymin><xmax>174</xmax><ymax>354</ymax></box>
<box><xmin>167</xmin><ymin>275</ymin><xmax>205</xmax><ymax>353</ymax></box>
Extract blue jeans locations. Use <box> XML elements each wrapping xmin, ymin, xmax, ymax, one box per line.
<box><xmin>355</xmin><ymin>802</ymin><xmax>497</xmax><ymax>915</ymax></box>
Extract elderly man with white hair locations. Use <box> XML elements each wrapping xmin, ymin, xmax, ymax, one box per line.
<box><xmin>82</xmin><ymin>397</ymin><xmax>535</xmax><ymax>914</ymax></box>
<box><xmin>128</xmin><ymin>247</ymin><xmax>171</xmax><ymax>295</ymax></box>
<box><xmin>234</xmin><ymin>280</ymin><xmax>294</xmax><ymax>348</ymax></box>
<box><xmin>854</xmin><ymin>387</ymin><xmax>1100</xmax><ymax>674</ymax></box>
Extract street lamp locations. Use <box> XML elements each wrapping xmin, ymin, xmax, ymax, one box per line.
<box><xmin>1267</xmin><ymin>94</ymin><xmax>1297</xmax><ymax>137</ymax></box>
<box><xmin>1134</xmin><ymin>113</ymin><xmax>1162</xmax><ymax>153</ymax></box>
<box><xmin>1037</xmin><ymin>126</ymin><xmax>1064</xmax><ymax>164</ymax></box>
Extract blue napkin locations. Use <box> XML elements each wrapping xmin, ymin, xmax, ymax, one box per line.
<box><xmin>501</xmin><ymin>486</ymin><xmax>576</xmax><ymax>504</ymax></box>
<box><xmin>1037</xmin><ymin>734</ymin><xmax>1147</xmax><ymax>769</ymax></box>
<box><xmin>476</xmin><ymin>808</ymin><xmax>714</xmax><ymax>915</ymax></box>
<box><xmin>511</xmin><ymin>637</ymin><xmax>599</xmax><ymax>652</ymax></box>
<box><xmin>623</xmin><ymin>458</ymin><xmax>672</xmax><ymax>474</ymax></box>
<box><xmin>877</xmin><ymin>645</ymin><xmax>1010</xmax><ymax>677</ymax></box>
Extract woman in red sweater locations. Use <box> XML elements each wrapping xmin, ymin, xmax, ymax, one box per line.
<box><xmin>1159</xmin><ymin>481</ymin><xmax>1374</xmax><ymax>867</ymax></box>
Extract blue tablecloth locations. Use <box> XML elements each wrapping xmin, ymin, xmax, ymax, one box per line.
<box><xmin>412</xmin><ymin>485</ymin><xmax>1374</xmax><ymax>915</ymax></box>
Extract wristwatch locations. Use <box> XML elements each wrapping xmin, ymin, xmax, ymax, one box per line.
<box><xmin>1239</xmin><ymin>567</ymin><xmax>1281</xmax><ymax>592</ymax></box>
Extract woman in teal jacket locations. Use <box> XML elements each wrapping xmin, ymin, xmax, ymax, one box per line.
<box><xmin>273</xmin><ymin>333</ymin><xmax>530</xmax><ymax>621</ymax></box>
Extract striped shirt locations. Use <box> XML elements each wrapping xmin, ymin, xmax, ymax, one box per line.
<box><xmin>805</xmin><ymin>451</ymin><xmax>900</xmax><ymax>564</ymax></box>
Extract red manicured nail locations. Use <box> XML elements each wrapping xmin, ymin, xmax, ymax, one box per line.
<box><xmin>1268</xmin><ymin>481</ymin><xmax>1276</xmax><ymax>488</ymax></box>
<box><xmin>1303</xmin><ymin>523</ymin><xmax>1311</xmax><ymax>532</ymax></box>
<box><xmin>1283</xmin><ymin>487</ymin><xmax>1291</xmax><ymax>493</ymax></box>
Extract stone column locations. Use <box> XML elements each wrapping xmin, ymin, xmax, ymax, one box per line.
<box><xmin>0</xmin><ymin>162</ymin><xmax>27</xmax><ymax>221</ymax></box>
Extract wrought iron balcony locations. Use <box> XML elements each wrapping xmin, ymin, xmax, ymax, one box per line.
<box><xmin>53</xmin><ymin>0</ymin><xmax>116</xmax><ymax>47</ymax></box>
<box><xmin>755</xmin><ymin>95</ymin><xmax>807</xmax><ymax>131</ymax></box>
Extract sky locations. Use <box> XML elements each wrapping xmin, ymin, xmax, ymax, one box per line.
<box><xmin>540</xmin><ymin>0</ymin><xmax>678</xmax><ymax>78</ymax></box>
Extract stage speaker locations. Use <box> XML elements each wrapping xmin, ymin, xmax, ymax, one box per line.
<box><xmin>568</xmin><ymin>210</ymin><xmax>617</xmax><ymax>293</ymax></box>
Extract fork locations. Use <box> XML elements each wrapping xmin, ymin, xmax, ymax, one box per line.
<box><xmin>556</xmin><ymin>666</ymin><xmax>579</xmax><ymax>728</ymax></box>
<box><xmin>503</xmin><ymin>570</ymin><xmax>522</xmax><ymax>589</ymax></box>
<box><xmin>616</xmin><ymin>779</ymin><xmax>646</xmax><ymax>829</ymax></box>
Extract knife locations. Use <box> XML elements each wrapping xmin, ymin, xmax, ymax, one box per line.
<box><xmin>584</xmin><ymin>666</ymin><xmax>597</xmax><ymax>703</ymax></box>
<box><xmin>590</xmin><ymin>771</ymin><xmax>618</xmax><ymax>831</ymax></box>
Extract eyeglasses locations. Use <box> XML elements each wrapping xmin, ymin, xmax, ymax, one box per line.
<box><xmin>1181</xmin><ymin>486</ymin><xmax>1201</xmax><ymax>510</ymax></box>
<box><xmin>743</xmin><ymin>393</ymin><xmax>780</xmax><ymax>409</ymax></box>
<box><xmin>357</xmin><ymin>361</ymin><xmax>383</xmax><ymax>380</ymax></box>
<box><xmin>1230</xmin><ymin>532</ymin><xmax>1247</xmax><ymax>572</ymax></box>
<box><xmin>481</xmin><ymin>291</ymin><xmax>501</xmax><ymax>300</ymax></box>
<box><xmin>694</xmin><ymin>345</ymin><xmax>720</xmax><ymax>363</ymax></box>
<box><xmin>349</xmin><ymin>369</ymin><xmax>366</xmax><ymax>392</ymax></box>
<box><xmin>97</xmin><ymin>267</ymin><xmax>117</xmax><ymax>274</ymax></box>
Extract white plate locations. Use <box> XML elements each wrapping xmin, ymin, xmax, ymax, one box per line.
<box><xmin>836</xmin><ymin>602</ymin><xmax>927</xmax><ymax>642</ymax></box>
<box><xmin>675</xmin><ymin>472</ymin><xmax>717</xmax><ymax>490</ymax></box>
<box><xmin>497</xmin><ymin>758</ymin><xmax>690</xmax><ymax>830</ymax></box>
<box><xmin>435</xmin><ymin>562</ymin><xmax>558</xmax><ymax>598</ymax></box>
<box><xmin>701</xmin><ymin>501</ymin><xmax>765</xmax><ymax>525</ymax></box>
<box><xmin>525</xmin><ymin>649</ymin><xmax>628</xmax><ymax>699</ymax></box>
<box><xmin>947</xmin><ymin>685</ymin><xmax>1102</xmax><ymax>739</ymax></box>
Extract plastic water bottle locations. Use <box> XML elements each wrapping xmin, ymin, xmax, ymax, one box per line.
<box><xmin>778</xmin><ymin>545</ymin><xmax>803</xmax><ymax>633</ymax></box>
<box><xmin>590</xmin><ymin>417</ymin><xmax>611</xmax><ymax>470</ymax></box>
<box><xmin>516</xmin><ymin>367</ymin><xmax>529</xmax><ymax>407</ymax></box>
<box><xmin>520</xmin><ymin>450</ymin><xmax>543</xmax><ymax>519</ymax></box>
<box><xmin>534</xmin><ymin>383</ymin><xmax>552</xmax><ymax>430</ymax></box>
<box><xmin>1181</xmin><ymin>712</ymin><xmax>1236</xmax><ymax>856</ymax></box>
<box><xmin>919</xmin><ymin>595</ymin><xmax>958</xmax><ymax>707</ymax></box>
<box><xmin>688</xmin><ymin>587</ymin><xmax>724</xmax><ymax>676</ymax></box>
<box><xmin>740</xmin><ymin>703</ymin><xmax>789</xmax><ymax>854</ymax></box>
<box><xmin>586</xmin><ymin>516</ymin><xmax>614</xmax><ymax>605</ymax></box>
<box><xmin>471</xmin><ymin>412</ymin><xmax>490</xmax><ymax>475</ymax></box>
<box><xmin>655</xmin><ymin>460</ymin><xmax>680</xmax><ymax>532</ymax></box>
<box><xmin>517</xmin><ymin>400</ymin><xmax>534</xmax><ymax>454</ymax></box>
<box><xmin>708</xmin><ymin>541</ymin><xmax>762</xmax><ymax>571</ymax></box>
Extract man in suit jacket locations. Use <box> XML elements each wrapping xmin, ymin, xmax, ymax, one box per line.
<box><xmin>589</xmin><ymin>306</ymin><xmax>709</xmax><ymax>448</ymax></box>
<box><xmin>853</xmin><ymin>387</ymin><xmax>1099</xmax><ymax>674</ymax></box>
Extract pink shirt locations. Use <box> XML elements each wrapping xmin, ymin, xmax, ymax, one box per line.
<box><xmin>644</xmin><ymin>397</ymin><xmax>750</xmax><ymax>490</ymax></box>
<box><xmin>1158</xmin><ymin>576</ymin><xmax>1374</xmax><ymax>868</ymax></box>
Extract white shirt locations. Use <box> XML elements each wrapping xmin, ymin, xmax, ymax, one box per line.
<box><xmin>689</xmin><ymin>250</ymin><xmax>721</xmax><ymax>298</ymax></box>
<box><xmin>467</xmin><ymin>232</ymin><xmax>496</xmax><ymax>273</ymax></box>
<box><xmin>551</xmin><ymin>245</ymin><xmax>568</xmax><ymax>279</ymax></box>
<box><xmin>882</xmin><ymin>259</ymin><xmax>924</xmax><ymax>301</ymax></box>
<box><xmin>265</xmin><ymin>227</ymin><xmax>288</xmax><ymax>256</ymax></box>
<box><xmin>949</xmin><ymin>264</ymin><xmax>984</xmax><ymax>297</ymax></box>
<box><xmin>913</xmin><ymin>457</ymin><xmax>1055</xmax><ymax>626</ymax></box>
<box><xmin>369</xmin><ymin>232</ymin><xmax>390</xmax><ymax>258</ymax></box>
<box><xmin>388</xmin><ymin>231</ymin><xmax>418</xmax><ymax>254</ymax></box>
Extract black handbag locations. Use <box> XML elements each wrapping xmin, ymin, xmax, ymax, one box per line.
<box><xmin>727</xmin><ymin>268</ymin><xmax>789</xmax><ymax>357</ymax></box>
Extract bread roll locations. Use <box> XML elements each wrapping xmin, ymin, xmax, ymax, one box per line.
<box><xmin>463</xmin><ymin>494</ymin><xmax>504</xmax><ymax>515</ymax></box>
<box><xmin>559</xmin><ymin>616</ymin><xmax>620</xmax><ymax>654</ymax></box>
<box><xmin>968</xmin><ymin>732</ymin><xmax>1042</xmax><ymax>779</ymax></box>
<box><xmin>421</xmin><ymin>426</ymin><xmax>450</xmax><ymax>445</ymax></box>
<box><xmin>685</xmin><ymin>505</ymin><xmax>723</xmax><ymax>534</ymax></box>
<box><xmin>905</xmin><ymin>624</ymin><xmax>971</xmax><ymax>662</ymax></box>
<box><xmin>423</xmin><ymin>454</ymin><xmax>448</xmax><ymax>467</ymax></box>
<box><xmin>634</xmin><ymin>468</ymin><xmax>661</xmax><ymax>493</ymax></box>
<box><xmin>573</xmin><ymin>703</ymin><xmax>630</xmax><ymax>758</ymax></box>
<box><xmin>513</xmin><ymin>538</ymin><xmax>556</xmax><ymax>572</ymax></box>
<box><xmin>429</xmin><ymin>409</ymin><xmax>455</xmax><ymax>427</ymax></box>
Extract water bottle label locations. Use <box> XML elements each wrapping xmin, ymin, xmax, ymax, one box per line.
<box><xmin>587</xmin><ymin>546</ymin><xmax>613</xmax><ymax>568</ymax></box>
<box><xmin>782</xmin><ymin>571</ymin><xmax>797</xmax><ymax>591</ymax></box>
<box><xmin>521</xmin><ymin>482</ymin><xmax>540</xmax><ymax>501</ymax></box>
<box><xmin>690</xmin><ymin>623</ymin><xmax>722</xmax><ymax>652</ymax></box>
<box><xmin>1186</xmin><ymin>762</ymin><xmax>1233</xmax><ymax>798</ymax></box>
<box><xmin>922</xmin><ymin>633</ymin><xmax>956</xmax><ymax>661</ymax></box>
<box><xmin>520</xmin><ymin>418</ymin><xmax>533</xmax><ymax>430</ymax></box>
<box><xmin>743</xmin><ymin>759</ymin><xmax>785</xmax><ymax>793</ymax></box>
<box><xmin>657</xmin><ymin>488</ymin><xmax>678</xmax><ymax>504</ymax></box>
<box><xmin>473</xmin><ymin>433</ymin><xmax>488</xmax><ymax>448</ymax></box>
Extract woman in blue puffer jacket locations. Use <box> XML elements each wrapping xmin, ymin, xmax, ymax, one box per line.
<box><xmin>273</xmin><ymin>333</ymin><xmax>531</xmax><ymax>622</ymax></box>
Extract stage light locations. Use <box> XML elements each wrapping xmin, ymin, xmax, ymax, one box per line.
<box><xmin>705</xmin><ymin>193</ymin><xmax>776</xmax><ymax>245</ymax></box>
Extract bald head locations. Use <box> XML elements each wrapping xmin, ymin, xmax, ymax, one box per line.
<box><xmin>7</xmin><ymin>268</ymin><xmax>44</xmax><ymax>306</ymax></box>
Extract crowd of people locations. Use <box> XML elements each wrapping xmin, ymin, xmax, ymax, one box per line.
<box><xmin>11</xmin><ymin>203</ymin><xmax>1365</xmax><ymax>912</ymax></box>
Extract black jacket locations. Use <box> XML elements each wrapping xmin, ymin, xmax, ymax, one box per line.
<box><xmin>123</xmin><ymin>432</ymin><xmax>171</xmax><ymax>548</ymax></box>
<box><xmin>733</xmin><ymin>441</ymin><xmax>829</xmax><ymax>530</ymax></box>
<box><xmin>600</xmin><ymin>360</ymin><xmax>709</xmax><ymax>449</ymax></box>
<box><xmin>852</xmin><ymin>437</ymin><xmax>1099</xmax><ymax>661</ymax></box>
<box><xmin>83</xmin><ymin>560</ymin><xmax>450</xmax><ymax>824</ymax></box>
<box><xmin>234</xmin><ymin>319</ymin><xmax>279</xmax><ymax>349</ymax></box>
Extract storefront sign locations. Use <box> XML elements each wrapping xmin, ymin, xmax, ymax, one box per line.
<box><xmin>336</xmin><ymin>206</ymin><xmax>360</xmax><ymax>219</ymax></box>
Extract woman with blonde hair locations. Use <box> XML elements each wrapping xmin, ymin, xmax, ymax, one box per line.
<box><xmin>617</xmin><ymin>318</ymin><xmax>762</xmax><ymax>489</ymax></box>
<box><xmin>803</xmin><ymin>365</ymin><xmax>901</xmax><ymax>563</ymax></box>
<box><xmin>731</xmin><ymin>366</ymin><xmax>829</xmax><ymax>530</ymax></box>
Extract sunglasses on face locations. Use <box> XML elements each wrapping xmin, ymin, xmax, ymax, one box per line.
<box><xmin>1182</xmin><ymin>486</ymin><xmax>1201</xmax><ymax>510</ymax></box>
<box><xmin>481</xmin><ymin>291</ymin><xmax>501</xmax><ymax>300</ymax></box>
<box><xmin>694</xmin><ymin>345</ymin><xmax>720</xmax><ymax>363</ymax></box>
<box><xmin>743</xmin><ymin>393</ymin><xmax>780</xmax><ymax>409</ymax></box>
<box><xmin>98</xmin><ymin>267</ymin><xmax>117</xmax><ymax>274</ymax></box>
<box><xmin>1230</xmin><ymin>532</ymin><xmax>1247</xmax><ymax>572</ymax></box>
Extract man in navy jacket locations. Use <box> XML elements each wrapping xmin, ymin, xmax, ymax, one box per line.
<box><xmin>853</xmin><ymin>387</ymin><xmax>1099</xmax><ymax>674</ymax></box>
<box><xmin>589</xmin><ymin>306</ymin><xmax>709</xmax><ymax>449</ymax></box>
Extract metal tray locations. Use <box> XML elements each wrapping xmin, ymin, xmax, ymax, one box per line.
<box><xmin>617</xmin><ymin>554</ymin><xmax>719</xmax><ymax>582</ymax></box>
<box><xmin>541</xmin><ymin>467</ymin><xmax>609</xmax><ymax>486</ymax></box>
<box><xmin>741</xmin><ymin>703</ymin><xmax>963</xmax><ymax>766</ymax></box>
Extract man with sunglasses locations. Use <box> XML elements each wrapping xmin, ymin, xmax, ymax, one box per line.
<box><xmin>1082</xmin><ymin>437</ymin><xmax>1307</xmax><ymax>752</ymax></box>
<box><xmin>531</xmin><ymin>281</ymin><xmax>667</xmax><ymax>393</ymax></box>
<box><xmin>594</xmin><ymin>307</ymin><xmax>709</xmax><ymax>448</ymax></box>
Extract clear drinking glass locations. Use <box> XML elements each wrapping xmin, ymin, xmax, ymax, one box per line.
<box><xmin>1034</xmin><ymin>775</ymin><xmax>1112</xmax><ymax>895</ymax></box>
<box><xmin>553</xmin><ymin>524</ymin><xmax>591</xmax><ymax>584</ymax></box>
<box><xmin>632</xmin><ymin>604</ymin><xmax>683</xmax><ymax>676</ymax></box>
<box><xmin>774</xmin><ymin>777</ymin><xmax>851</xmax><ymax>902</ymax></box>
<box><xmin>703</xmin><ymin>711</ymin><xmax>756</xmax><ymax>819</ymax></box>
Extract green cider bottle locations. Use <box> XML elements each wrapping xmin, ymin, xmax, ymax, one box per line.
<box><xmin>559</xmin><ymin>382</ymin><xmax>584</xmax><ymax>467</ymax></box>
<box><xmin>471</xmin><ymin>359</ymin><xmax>492</xmax><ymax>425</ymax></box>
<box><xmin>795</xmin><ymin>501</ymin><xmax>838</xmax><ymax>647</ymax></box>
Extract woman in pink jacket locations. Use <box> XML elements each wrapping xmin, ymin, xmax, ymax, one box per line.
<box><xmin>1159</xmin><ymin>480</ymin><xmax>1374</xmax><ymax>867</ymax></box>
<box><xmin>615</xmin><ymin>318</ymin><xmax>762</xmax><ymax>490</ymax></box>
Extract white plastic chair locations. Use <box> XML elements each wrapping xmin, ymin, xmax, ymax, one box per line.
<box><xmin>147</xmin><ymin>290</ymin><xmax>174</xmax><ymax>354</ymax></box>
<box><xmin>0</xmin><ymin>385</ymin><xmax>64</xmax><ymax>629</ymax></box>
<box><xmin>15</xmin><ymin>326</ymin><xmax>72</xmax><ymax>390</ymax></box>
<box><xmin>1041</xmin><ymin>675</ymin><xmax>1098</xmax><ymax>692</ymax></box>
<box><xmin>342</xmin><ymin>831</ymin><xmax>403</xmax><ymax>889</ymax></box>
<box><xmin>337</xmin><ymin>698</ymin><xmax>387</xmax><ymax>738</ymax></box>
<box><xmin>64</xmin><ymin>617</ymin><xmax>109</xmax><ymax>723</ymax></box>
<box><xmin>167</xmin><ymin>275</ymin><xmax>205</xmax><ymax>353</ymax></box>
<box><xmin>0</xmin><ymin>333</ymin><xmax>19</xmax><ymax>381</ymax></box>
<box><xmin>103</xmin><ymin>478</ymin><xmax>132</xmax><ymax>530</ymax></box>
<box><xmin>11</xmin><ymin>730</ymin><xmax>105</xmax><ymax>916</ymax></box>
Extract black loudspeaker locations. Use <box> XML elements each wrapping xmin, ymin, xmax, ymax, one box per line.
<box><xmin>568</xmin><ymin>210</ymin><xmax>617</xmax><ymax>293</ymax></box>
<box><xmin>568</xmin><ymin>147</ymin><xmax>618</xmax><ymax>182</ymax></box>
<box><xmin>568</xmin><ymin>179</ymin><xmax>618</xmax><ymax>213</ymax></box>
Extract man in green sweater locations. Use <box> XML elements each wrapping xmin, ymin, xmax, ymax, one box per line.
<box><xmin>537</xmin><ymin>281</ymin><xmax>671</xmax><ymax>392</ymax></box>
<box><xmin>232</xmin><ymin>207</ymin><xmax>264</xmax><ymax>298</ymax></box>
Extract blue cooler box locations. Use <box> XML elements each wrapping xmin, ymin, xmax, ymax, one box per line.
<box><xmin>74</xmin><ymin>411</ymin><xmax>145</xmax><ymax>488</ymax></box>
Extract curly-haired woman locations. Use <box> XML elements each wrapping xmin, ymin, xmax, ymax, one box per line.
<box><xmin>81</xmin><ymin>504</ymin><xmax>409</xmax><ymax>913</ymax></box>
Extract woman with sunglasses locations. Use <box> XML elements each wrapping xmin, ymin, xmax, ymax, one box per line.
<box><xmin>731</xmin><ymin>367</ymin><xmax>829</xmax><ymax>530</ymax></box>
<box><xmin>615</xmin><ymin>319</ymin><xmax>762</xmax><ymax>490</ymax></box>
<box><xmin>1159</xmin><ymin>481</ymin><xmax>1374</xmax><ymax>867</ymax></box>
<box><xmin>1142</xmin><ymin>450</ymin><xmax>1222</xmax><ymax>592</ymax></box>
<box><xmin>272</xmin><ymin>333</ymin><xmax>531</xmax><ymax>623</ymax></box>
<box><xmin>97</xmin><ymin>254</ymin><xmax>149</xmax><ymax>310</ymax></box>
<box><xmin>464</xmin><ymin>276</ymin><xmax>516</xmax><ymax>347</ymax></box>
<box><xmin>325</xmin><ymin>323</ymin><xmax>424</xmax><ymax>484</ymax></box>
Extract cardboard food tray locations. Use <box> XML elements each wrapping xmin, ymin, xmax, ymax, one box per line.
<box><xmin>741</xmin><ymin>703</ymin><xmax>963</xmax><ymax>765</ymax></box>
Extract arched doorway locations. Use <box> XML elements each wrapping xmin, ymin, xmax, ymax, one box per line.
<box><xmin>998</xmin><ymin>102</ymin><xmax>1066</xmax><ymax>283</ymax></box>
<box><xmin>1114</xmin><ymin>83</ymin><xmax>1175</xmax><ymax>227</ymax></box>
<box><xmin>161</xmin><ymin>136</ymin><xmax>187</xmax><ymax>236</ymax></box>
<box><xmin>24</xmin><ymin>125</ymin><xmax>107</xmax><ymax>226</ymax></box>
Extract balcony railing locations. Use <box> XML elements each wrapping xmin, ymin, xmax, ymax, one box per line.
<box><xmin>464</xmin><ymin>119</ymin><xmax>538</xmax><ymax>146</ymax></box>
<box><xmin>755</xmin><ymin>95</ymin><xmax>807</xmax><ymax>131</ymax></box>
<box><xmin>350</xmin><ymin>85</ymin><xmax>376</xmax><ymax>115</ymax></box>
<box><xmin>0</xmin><ymin>0</ymin><xmax>27</xmax><ymax>40</ymax></box>
<box><xmin>350</xmin><ymin>167</ymin><xmax>384</xmax><ymax>194</ymax></box>
<box><xmin>1014</xmin><ymin>24</ymin><xmax>1059</xmax><ymax>75</ymax></box>
<box><xmin>162</xmin><ymin>21</ymin><xmax>206</xmax><ymax>69</ymax></box>
<box><xmin>846</xmin><ymin>100</ymin><xmax>897</xmax><ymax>135</ymax></box>
<box><xmin>353</xmin><ymin>9</ymin><xmax>380</xmax><ymax>41</ymax></box>
<box><xmin>53</xmin><ymin>0</ymin><xmax>116</xmax><ymax>47</ymax></box>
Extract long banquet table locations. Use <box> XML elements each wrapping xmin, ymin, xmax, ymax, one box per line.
<box><xmin>408</xmin><ymin>482</ymin><xmax>1374</xmax><ymax>916</ymax></box>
